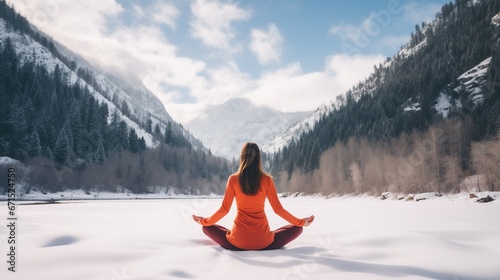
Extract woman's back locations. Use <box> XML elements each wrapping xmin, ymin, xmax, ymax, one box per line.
<box><xmin>228</xmin><ymin>173</ymin><xmax>273</xmax><ymax>249</ymax></box>
<box><xmin>201</xmin><ymin>173</ymin><xmax>304</xmax><ymax>249</ymax></box>
<box><xmin>193</xmin><ymin>142</ymin><xmax>314</xmax><ymax>250</ymax></box>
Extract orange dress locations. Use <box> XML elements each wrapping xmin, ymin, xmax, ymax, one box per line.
<box><xmin>201</xmin><ymin>174</ymin><xmax>305</xmax><ymax>250</ymax></box>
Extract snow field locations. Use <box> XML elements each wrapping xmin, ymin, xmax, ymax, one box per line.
<box><xmin>0</xmin><ymin>196</ymin><xmax>499</xmax><ymax>280</ymax></box>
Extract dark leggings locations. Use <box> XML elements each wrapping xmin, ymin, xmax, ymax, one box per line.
<box><xmin>202</xmin><ymin>224</ymin><xmax>303</xmax><ymax>250</ymax></box>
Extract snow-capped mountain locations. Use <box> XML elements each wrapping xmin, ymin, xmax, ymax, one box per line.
<box><xmin>262</xmin><ymin>103</ymin><xmax>334</xmax><ymax>154</ymax></box>
<box><xmin>0</xmin><ymin>17</ymin><xmax>199</xmax><ymax>149</ymax></box>
<box><xmin>186</xmin><ymin>98</ymin><xmax>310</xmax><ymax>158</ymax></box>
<box><xmin>266</xmin><ymin>2</ymin><xmax>499</xmax><ymax>154</ymax></box>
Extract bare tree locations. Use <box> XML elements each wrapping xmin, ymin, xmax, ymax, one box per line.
<box><xmin>472</xmin><ymin>138</ymin><xmax>500</xmax><ymax>191</ymax></box>
<box><xmin>349</xmin><ymin>161</ymin><xmax>362</xmax><ymax>194</ymax></box>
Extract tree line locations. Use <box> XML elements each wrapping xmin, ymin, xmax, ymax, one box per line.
<box><xmin>276</xmin><ymin>119</ymin><xmax>499</xmax><ymax>195</ymax></box>
<box><xmin>0</xmin><ymin>36</ymin><xmax>235</xmax><ymax>194</ymax></box>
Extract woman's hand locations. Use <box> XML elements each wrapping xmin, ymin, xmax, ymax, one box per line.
<box><xmin>303</xmin><ymin>215</ymin><xmax>315</xmax><ymax>227</ymax></box>
<box><xmin>192</xmin><ymin>215</ymin><xmax>204</xmax><ymax>225</ymax></box>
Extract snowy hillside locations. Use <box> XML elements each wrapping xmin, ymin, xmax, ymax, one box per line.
<box><xmin>404</xmin><ymin>57</ymin><xmax>492</xmax><ymax>117</ymax></box>
<box><xmin>0</xmin><ymin>18</ymin><xmax>198</xmax><ymax>148</ymax></box>
<box><xmin>266</xmin><ymin>2</ymin><xmax>498</xmax><ymax>155</ymax></box>
<box><xmin>186</xmin><ymin>98</ymin><xmax>310</xmax><ymax>158</ymax></box>
<box><xmin>435</xmin><ymin>57</ymin><xmax>491</xmax><ymax>117</ymax></box>
<box><xmin>492</xmin><ymin>12</ymin><xmax>500</xmax><ymax>26</ymax></box>
<box><xmin>262</xmin><ymin>103</ymin><xmax>334</xmax><ymax>154</ymax></box>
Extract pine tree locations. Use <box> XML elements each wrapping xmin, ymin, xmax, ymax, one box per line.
<box><xmin>122</xmin><ymin>100</ymin><xmax>131</xmax><ymax>118</ymax></box>
<box><xmin>164</xmin><ymin>122</ymin><xmax>173</xmax><ymax>144</ymax></box>
<box><xmin>8</xmin><ymin>107</ymin><xmax>29</xmax><ymax>160</ymax></box>
<box><xmin>138</xmin><ymin>137</ymin><xmax>146</xmax><ymax>152</ymax></box>
<box><xmin>62</xmin><ymin>121</ymin><xmax>74</xmax><ymax>160</ymax></box>
<box><xmin>146</xmin><ymin>118</ymin><xmax>153</xmax><ymax>133</ymax></box>
<box><xmin>119</xmin><ymin>121</ymin><xmax>130</xmax><ymax>151</ymax></box>
<box><xmin>54</xmin><ymin>129</ymin><xmax>70</xmax><ymax>166</ymax></box>
<box><xmin>28</xmin><ymin>130</ymin><xmax>42</xmax><ymax>157</ymax></box>
<box><xmin>129</xmin><ymin>128</ymin><xmax>139</xmax><ymax>153</ymax></box>
<box><xmin>154</xmin><ymin>123</ymin><xmax>161</xmax><ymax>136</ymax></box>
<box><xmin>94</xmin><ymin>140</ymin><xmax>106</xmax><ymax>164</ymax></box>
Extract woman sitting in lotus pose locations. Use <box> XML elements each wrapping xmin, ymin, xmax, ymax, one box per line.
<box><xmin>193</xmin><ymin>142</ymin><xmax>314</xmax><ymax>250</ymax></box>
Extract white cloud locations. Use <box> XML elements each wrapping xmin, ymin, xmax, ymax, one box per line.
<box><xmin>9</xmin><ymin>0</ymin><xmax>123</xmax><ymax>35</ymax></box>
<box><xmin>133</xmin><ymin>5</ymin><xmax>145</xmax><ymax>17</ymax></box>
<box><xmin>115</xmin><ymin>26</ymin><xmax>207</xmax><ymax>90</ymax></box>
<box><xmin>8</xmin><ymin>0</ymin><xmax>207</xmax><ymax>116</ymax></box>
<box><xmin>245</xmin><ymin>63</ymin><xmax>336</xmax><ymax>112</ymax></box>
<box><xmin>250</xmin><ymin>23</ymin><xmax>283</xmax><ymax>65</ymax></box>
<box><xmin>244</xmin><ymin>54</ymin><xmax>385</xmax><ymax>112</ymax></box>
<box><xmin>158</xmin><ymin>100</ymin><xmax>208</xmax><ymax>124</ymax></box>
<box><xmin>325</xmin><ymin>53</ymin><xmax>385</xmax><ymax>91</ymax></box>
<box><xmin>8</xmin><ymin>0</ymin><xmax>387</xmax><ymax>126</ymax></box>
<box><xmin>163</xmin><ymin>53</ymin><xmax>384</xmax><ymax>123</ymax></box>
<box><xmin>134</xmin><ymin>1</ymin><xmax>180</xmax><ymax>29</ymax></box>
<box><xmin>8</xmin><ymin>0</ymin><xmax>196</xmax><ymax>88</ymax></box>
<box><xmin>201</xmin><ymin>62</ymin><xmax>254</xmax><ymax>101</ymax></box>
<box><xmin>152</xmin><ymin>2</ymin><xmax>180</xmax><ymax>29</ymax></box>
<box><xmin>189</xmin><ymin>0</ymin><xmax>251</xmax><ymax>52</ymax></box>
<box><xmin>330</xmin><ymin>23</ymin><xmax>366</xmax><ymax>46</ymax></box>
<box><xmin>328</xmin><ymin>2</ymin><xmax>414</xmax><ymax>55</ymax></box>
<box><xmin>403</xmin><ymin>2</ymin><xmax>442</xmax><ymax>24</ymax></box>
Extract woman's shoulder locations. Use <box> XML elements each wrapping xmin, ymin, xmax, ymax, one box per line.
<box><xmin>261</xmin><ymin>172</ymin><xmax>271</xmax><ymax>179</ymax></box>
<box><xmin>260</xmin><ymin>173</ymin><xmax>274</xmax><ymax>184</ymax></box>
<box><xmin>228</xmin><ymin>173</ymin><xmax>239</xmax><ymax>182</ymax></box>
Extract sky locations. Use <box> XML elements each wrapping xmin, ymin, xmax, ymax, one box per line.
<box><xmin>7</xmin><ymin>0</ymin><xmax>449</xmax><ymax>124</ymax></box>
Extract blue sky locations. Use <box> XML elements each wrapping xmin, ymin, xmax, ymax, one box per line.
<box><xmin>9</xmin><ymin>0</ymin><xmax>449</xmax><ymax>124</ymax></box>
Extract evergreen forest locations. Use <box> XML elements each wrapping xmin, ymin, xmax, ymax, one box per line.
<box><xmin>0</xmin><ymin>1</ymin><xmax>234</xmax><ymax>195</ymax></box>
<box><xmin>269</xmin><ymin>0</ymin><xmax>500</xmax><ymax>195</ymax></box>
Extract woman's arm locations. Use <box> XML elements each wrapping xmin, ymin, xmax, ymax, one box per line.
<box><xmin>266</xmin><ymin>176</ymin><xmax>309</xmax><ymax>227</ymax></box>
<box><xmin>195</xmin><ymin>176</ymin><xmax>235</xmax><ymax>226</ymax></box>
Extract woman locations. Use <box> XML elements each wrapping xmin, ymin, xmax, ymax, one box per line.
<box><xmin>193</xmin><ymin>142</ymin><xmax>314</xmax><ymax>250</ymax></box>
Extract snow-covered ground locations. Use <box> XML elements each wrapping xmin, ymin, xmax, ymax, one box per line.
<box><xmin>1</xmin><ymin>195</ymin><xmax>499</xmax><ymax>280</ymax></box>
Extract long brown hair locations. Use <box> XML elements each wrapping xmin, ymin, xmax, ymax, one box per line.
<box><xmin>237</xmin><ymin>142</ymin><xmax>265</xmax><ymax>195</ymax></box>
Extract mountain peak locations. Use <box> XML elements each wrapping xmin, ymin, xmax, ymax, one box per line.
<box><xmin>223</xmin><ymin>97</ymin><xmax>252</xmax><ymax>106</ymax></box>
<box><xmin>187</xmin><ymin>98</ymin><xmax>310</xmax><ymax>158</ymax></box>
